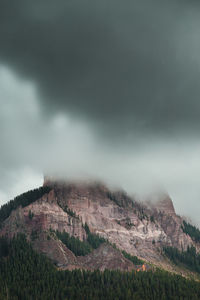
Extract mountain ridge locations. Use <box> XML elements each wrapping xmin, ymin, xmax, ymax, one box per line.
<box><xmin>0</xmin><ymin>177</ymin><xmax>199</xmax><ymax>277</ymax></box>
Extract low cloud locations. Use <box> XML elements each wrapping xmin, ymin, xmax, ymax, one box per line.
<box><xmin>1</xmin><ymin>0</ymin><xmax>200</xmax><ymax>140</ymax></box>
<box><xmin>0</xmin><ymin>65</ymin><xmax>200</xmax><ymax>225</ymax></box>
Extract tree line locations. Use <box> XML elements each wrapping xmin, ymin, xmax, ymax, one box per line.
<box><xmin>163</xmin><ymin>245</ymin><xmax>200</xmax><ymax>274</ymax></box>
<box><xmin>0</xmin><ymin>235</ymin><xmax>200</xmax><ymax>299</ymax></box>
<box><xmin>0</xmin><ymin>186</ymin><xmax>51</xmax><ymax>227</ymax></box>
<box><xmin>182</xmin><ymin>220</ymin><xmax>200</xmax><ymax>243</ymax></box>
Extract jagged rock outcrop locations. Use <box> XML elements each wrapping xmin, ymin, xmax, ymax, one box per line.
<box><xmin>147</xmin><ymin>193</ymin><xmax>176</xmax><ymax>215</ymax></box>
<box><xmin>0</xmin><ymin>177</ymin><xmax>199</xmax><ymax>272</ymax></box>
<box><xmin>145</xmin><ymin>193</ymin><xmax>195</xmax><ymax>251</ymax></box>
<box><xmin>43</xmin><ymin>180</ymin><xmax>196</xmax><ymax>257</ymax></box>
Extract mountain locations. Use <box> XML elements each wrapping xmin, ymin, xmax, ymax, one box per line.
<box><xmin>0</xmin><ymin>177</ymin><xmax>200</xmax><ymax>276</ymax></box>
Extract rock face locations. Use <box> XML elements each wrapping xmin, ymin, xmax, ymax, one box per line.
<box><xmin>1</xmin><ymin>190</ymin><xmax>86</xmax><ymax>241</ymax></box>
<box><xmin>33</xmin><ymin>232</ymin><xmax>77</xmax><ymax>265</ymax></box>
<box><xmin>77</xmin><ymin>244</ymin><xmax>135</xmax><ymax>271</ymax></box>
<box><xmin>43</xmin><ymin>179</ymin><xmax>196</xmax><ymax>258</ymax></box>
<box><xmin>0</xmin><ymin>177</ymin><xmax>199</xmax><ymax>272</ymax></box>
<box><xmin>148</xmin><ymin>193</ymin><xmax>176</xmax><ymax>215</ymax></box>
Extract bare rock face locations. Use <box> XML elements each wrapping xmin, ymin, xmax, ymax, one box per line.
<box><xmin>0</xmin><ymin>189</ymin><xmax>86</xmax><ymax>241</ymax></box>
<box><xmin>146</xmin><ymin>193</ymin><xmax>176</xmax><ymax>215</ymax></box>
<box><xmin>144</xmin><ymin>193</ymin><xmax>195</xmax><ymax>251</ymax></box>
<box><xmin>0</xmin><ymin>177</ymin><xmax>199</xmax><ymax>272</ymax></box>
<box><xmin>156</xmin><ymin>196</ymin><xmax>175</xmax><ymax>215</ymax></box>
<box><xmin>39</xmin><ymin>242</ymin><xmax>138</xmax><ymax>271</ymax></box>
<box><xmin>77</xmin><ymin>243</ymin><xmax>135</xmax><ymax>271</ymax></box>
<box><xmin>42</xmin><ymin>179</ymin><xmax>198</xmax><ymax>262</ymax></box>
<box><xmin>155</xmin><ymin>213</ymin><xmax>194</xmax><ymax>251</ymax></box>
<box><xmin>33</xmin><ymin>232</ymin><xmax>76</xmax><ymax>265</ymax></box>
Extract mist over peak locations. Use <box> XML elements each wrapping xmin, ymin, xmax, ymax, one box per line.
<box><xmin>0</xmin><ymin>0</ymin><xmax>200</xmax><ymax>225</ymax></box>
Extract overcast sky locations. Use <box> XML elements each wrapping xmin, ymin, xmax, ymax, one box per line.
<box><xmin>0</xmin><ymin>0</ymin><xmax>200</xmax><ymax>224</ymax></box>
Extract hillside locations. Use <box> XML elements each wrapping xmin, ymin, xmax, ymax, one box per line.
<box><xmin>0</xmin><ymin>177</ymin><xmax>200</xmax><ymax>278</ymax></box>
<box><xmin>2</xmin><ymin>234</ymin><xmax>200</xmax><ymax>300</ymax></box>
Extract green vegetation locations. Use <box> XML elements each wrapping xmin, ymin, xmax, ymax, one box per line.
<box><xmin>122</xmin><ymin>250</ymin><xmax>144</xmax><ymax>265</ymax></box>
<box><xmin>56</xmin><ymin>231</ymin><xmax>92</xmax><ymax>256</ymax></box>
<box><xmin>107</xmin><ymin>191</ymin><xmax>123</xmax><ymax>207</ymax></box>
<box><xmin>31</xmin><ymin>230</ymin><xmax>38</xmax><ymax>241</ymax></box>
<box><xmin>106</xmin><ymin>191</ymin><xmax>134</xmax><ymax>208</ymax></box>
<box><xmin>56</xmin><ymin>223</ymin><xmax>107</xmax><ymax>256</ymax></box>
<box><xmin>66</xmin><ymin>208</ymin><xmax>78</xmax><ymax>218</ymax></box>
<box><xmin>182</xmin><ymin>220</ymin><xmax>200</xmax><ymax>243</ymax></box>
<box><xmin>57</xmin><ymin>201</ymin><xmax>81</xmax><ymax>219</ymax></box>
<box><xmin>0</xmin><ymin>186</ymin><xmax>51</xmax><ymax>226</ymax></box>
<box><xmin>28</xmin><ymin>210</ymin><xmax>34</xmax><ymax>220</ymax></box>
<box><xmin>61</xmin><ymin>204</ymin><xmax>79</xmax><ymax>219</ymax></box>
<box><xmin>56</xmin><ymin>225</ymin><xmax>145</xmax><ymax>268</ymax></box>
<box><xmin>150</xmin><ymin>215</ymin><xmax>155</xmax><ymax>223</ymax></box>
<box><xmin>87</xmin><ymin>231</ymin><xmax>107</xmax><ymax>249</ymax></box>
<box><xmin>0</xmin><ymin>236</ymin><xmax>9</xmax><ymax>259</ymax></box>
<box><xmin>83</xmin><ymin>223</ymin><xmax>107</xmax><ymax>249</ymax></box>
<box><xmin>83</xmin><ymin>222</ymin><xmax>90</xmax><ymax>234</ymax></box>
<box><xmin>163</xmin><ymin>245</ymin><xmax>200</xmax><ymax>274</ymax></box>
<box><xmin>1</xmin><ymin>235</ymin><xmax>200</xmax><ymax>299</ymax></box>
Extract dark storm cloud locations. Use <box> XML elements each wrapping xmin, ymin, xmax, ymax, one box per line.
<box><xmin>1</xmin><ymin>0</ymin><xmax>200</xmax><ymax>224</ymax></box>
<box><xmin>1</xmin><ymin>0</ymin><xmax>200</xmax><ymax>137</ymax></box>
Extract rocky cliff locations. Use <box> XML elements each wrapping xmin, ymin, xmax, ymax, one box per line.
<box><xmin>0</xmin><ymin>177</ymin><xmax>199</xmax><ymax>274</ymax></box>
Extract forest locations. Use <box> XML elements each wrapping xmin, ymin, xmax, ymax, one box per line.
<box><xmin>0</xmin><ymin>186</ymin><xmax>51</xmax><ymax>227</ymax></box>
<box><xmin>55</xmin><ymin>222</ymin><xmax>108</xmax><ymax>256</ymax></box>
<box><xmin>182</xmin><ymin>220</ymin><xmax>200</xmax><ymax>243</ymax></box>
<box><xmin>0</xmin><ymin>234</ymin><xmax>200</xmax><ymax>300</ymax></box>
<box><xmin>163</xmin><ymin>245</ymin><xmax>200</xmax><ymax>274</ymax></box>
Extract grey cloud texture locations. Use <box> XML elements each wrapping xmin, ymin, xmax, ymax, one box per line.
<box><xmin>0</xmin><ymin>1</ymin><xmax>200</xmax><ymax>224</ymax></box>
<box><xmin>0</xmin><ymin>64</ymin><xmax>200</xmax><ymax>225</ymax></box>
<box><xmin>0</xmin><ymin>0</ymin><xmax>200</xmax><ymax>138</ymax></box>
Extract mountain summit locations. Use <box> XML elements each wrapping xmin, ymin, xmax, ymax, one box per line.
<box><xmin>0</xmin><ymin>177</ymin><xmax>199</xmax><ymax>276</ymax></box>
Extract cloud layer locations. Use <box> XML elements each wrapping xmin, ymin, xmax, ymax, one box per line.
<box><xmin>1</xmin><ymin>0</ymin><xmax>200</xmax><ymax>139</ymax></box>
<box><xmin>0</xmin><ymin>65</ymin><xmax>199</xmax><ymax>224</ymax></box>
<box><xmin>0</xmin><ymin>0</ymin><xmax>200</xmax><ymax>224</ymax></box>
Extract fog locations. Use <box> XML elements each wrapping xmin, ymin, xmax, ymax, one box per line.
<box><xmin>0</xmin><ymin>0</ymin><xmax>200</xmax><ymax>225</ymax></box>
<box><xmin>0</xmin><ymin>65</ymin><xmax>199</xmax><ymax>224</ymax></box>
